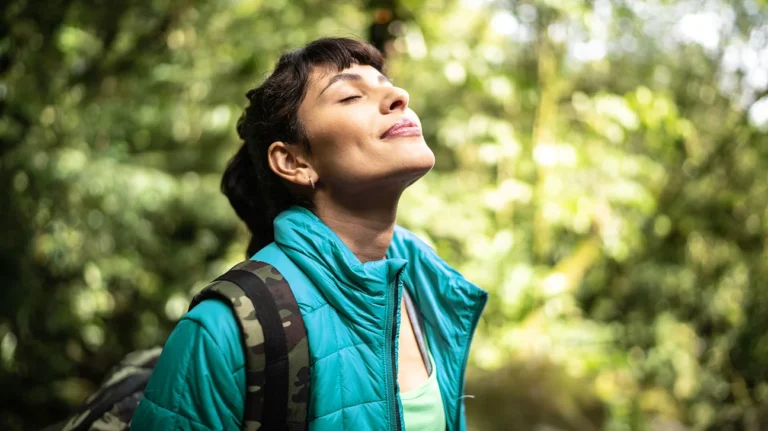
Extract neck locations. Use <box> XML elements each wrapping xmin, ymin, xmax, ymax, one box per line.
<box><xmin>312</xmin><ymin>189</ymin><xmax>401</xmax><ymax>263</ymax></box>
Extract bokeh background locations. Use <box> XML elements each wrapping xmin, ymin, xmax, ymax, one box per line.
<box><xmin>3</xmin><ymin>0</ymin><xmax>768</xmax><ymax>429</ymax></box>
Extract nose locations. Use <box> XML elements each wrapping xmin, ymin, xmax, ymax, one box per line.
<box><xmin>381</xmin><ymin>87</ymin><xmax>409</xmax><ymax>114</ymax></box>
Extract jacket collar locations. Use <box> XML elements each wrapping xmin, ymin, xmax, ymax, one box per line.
<box><xmin>273</xmin><ymin>206</ymin><xmax>407</xmax><ymax>330</ymax></box>
<box><xmin>273</xmin><ymin>205</ymin><xmax>487</xmax><ymax>334</ymax></box>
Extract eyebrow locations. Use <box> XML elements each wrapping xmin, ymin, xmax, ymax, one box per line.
<box><xmin>318</xmin><ymin>73</ymin><xmax>391</xmax><ymax>98</ymax></box>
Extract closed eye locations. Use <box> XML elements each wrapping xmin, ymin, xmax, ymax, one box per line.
<box><xmin>339</xmin><ymin>95</ymin><xmax>361</xmax><ymax>104</ymax></box>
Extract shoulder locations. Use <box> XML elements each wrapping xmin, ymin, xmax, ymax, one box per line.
<box><xmin>132</xmin><ymin>300</ymin><xmax>245</xmax><ymax>430</ymax></box>
<box><xmin>181</xmin><ymin>299</ymin><xmax>245</xmax><ymax>373</ymax></box>
<box><xmin>252</xmin><ymin>242</ymin><xmax>306</xmax><ymax>282</ymax></box>
<box><xmin>252</xmin><ymin>242</ymin><xmax>326</xmax><ymax>311</ymax></box>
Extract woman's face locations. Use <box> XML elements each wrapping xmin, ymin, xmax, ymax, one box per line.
<box><xmin>297</xmin><ymin>63</ymin><xmax>435</xmax><ymax>195</ymax></box>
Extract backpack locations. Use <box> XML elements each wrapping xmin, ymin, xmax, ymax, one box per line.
<box><xmin>46</xmin><ymin>260</ymin><xmax>311</xmax><ymax>431</ymax></box>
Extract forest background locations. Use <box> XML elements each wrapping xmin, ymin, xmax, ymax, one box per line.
<box><xmin>3</xmin><ymin>0</ymin><xmax>768</xmax><ymax>429</ymax></box>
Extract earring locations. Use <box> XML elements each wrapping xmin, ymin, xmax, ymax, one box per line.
<box><xmin>309</xmin><ymin>177</ymin><xmax>315</xmax><ymax>189</ymax></box>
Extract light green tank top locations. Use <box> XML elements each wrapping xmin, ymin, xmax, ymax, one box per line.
<box><xmin>400</xmin><ymin>345</ymin><xmax>446</xmax><ymax>430</ymax></box>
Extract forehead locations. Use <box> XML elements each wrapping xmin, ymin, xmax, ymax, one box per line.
<box><xmin>306</xmin><ymin>63</ymin><xmax>383</xmax><ymax>93</ymax></box>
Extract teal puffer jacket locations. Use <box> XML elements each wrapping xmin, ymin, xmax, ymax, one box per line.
<box><xmin>132</xmin><ymin>206</ymin><xmax>488</xmax><ymax>430</ymax></box>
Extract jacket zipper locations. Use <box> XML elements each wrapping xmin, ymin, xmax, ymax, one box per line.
<box><xmin>386</xmin><ymin>275</ymin><xmax>403</xmax><ymax>431</ymax></box>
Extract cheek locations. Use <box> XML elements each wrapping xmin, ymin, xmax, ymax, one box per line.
<box><xmin>312</xmin><ymin>106</ymin><xmax>369</xmax><ymax>140</ymax></box>
<box><xmin>310</xmin><ymin>112</ymin><xmax>374</xmax><ymax>160</ymax></box>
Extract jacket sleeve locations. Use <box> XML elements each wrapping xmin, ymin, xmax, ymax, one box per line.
<box><xmin>131</xmin><ymin>300</ymin><xmax>246</xmax><ymax>430</ymax></box>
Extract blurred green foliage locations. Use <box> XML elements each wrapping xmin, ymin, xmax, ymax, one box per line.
<box><xmin>2</xmin><ymin>0</ymin><xmax>768</xmax><ymax>430</ymax></box>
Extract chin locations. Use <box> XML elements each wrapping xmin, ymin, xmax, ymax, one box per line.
<box><xmin>393</xmin><ymin>152</ymin><xmax>436</xmax><ymax>186</ymax></box>
<box><xmin>343</xmin><ymin>146</ymin><xmax>435</xmax><ymax>193</ymax></box>
<box><xmin>411</xmin><ymin>144</ymin><xmax>436</xmax><ymax>172</ymax></box>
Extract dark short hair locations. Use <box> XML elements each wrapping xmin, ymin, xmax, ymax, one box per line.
<box><xmin>221</xmin><ymin>37</ymin><xmax>385</xmax><ymax>257</ymax></box>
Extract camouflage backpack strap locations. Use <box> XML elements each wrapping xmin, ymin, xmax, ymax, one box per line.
<box><xmin>189</xmin><ymin>260</ymin><xmax>310</xmax><ymax>431</ymax></box>
<box><xmin>55</xmin><ymin>347</ymin><xmax>162</xmax><ymax>431</ymax></box>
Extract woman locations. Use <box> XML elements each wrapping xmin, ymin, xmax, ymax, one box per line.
<box><xmin>131</xmin><ymin>37</ymin><xmax>487</xmax><ymax>431</ymax></box>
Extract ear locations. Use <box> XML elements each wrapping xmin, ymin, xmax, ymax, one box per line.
<box><xmin>267</xmin><ymin>141</ymin><xmax>316</xmax><ymax>187</ymax></box>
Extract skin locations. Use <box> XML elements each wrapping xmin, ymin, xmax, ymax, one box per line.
<box><xmin>267</xmin><ymin>63</ymin><xmax>436</xmax><ymax>392</ymax></box>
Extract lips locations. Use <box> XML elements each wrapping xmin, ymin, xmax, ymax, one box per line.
<box><xmin>381</xmin><ymin>117</ymin><xmax>422</xmax><ymax>139</ymax></box>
